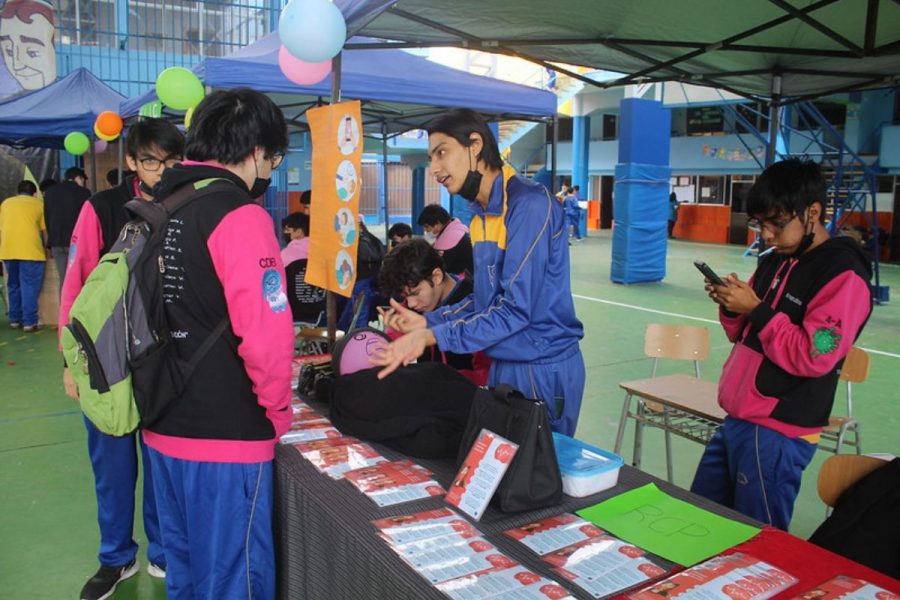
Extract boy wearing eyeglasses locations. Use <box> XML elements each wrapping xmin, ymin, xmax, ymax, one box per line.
<box><xmin>58</xmin><ymin>118</ymin><xmax>184</xmax><ymax>600</ymax></box>
<box><xmin>691</xmin><ymin>158</ymin><xmax>873</xmax><ymax>530</ymax></box>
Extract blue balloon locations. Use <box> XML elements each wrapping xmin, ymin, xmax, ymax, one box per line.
<box><xmin>279</xmin><ymin>0</ymin><xmax>346</xmax><ymax>63</ymax></box>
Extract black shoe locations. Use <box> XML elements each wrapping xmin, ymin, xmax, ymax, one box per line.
<box><xmin>80</xmin><ymin>560</ymin><xmax>139</xmax><ymax>600</ymax></box>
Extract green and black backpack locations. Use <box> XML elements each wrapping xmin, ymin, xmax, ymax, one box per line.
<box><xmin>61</xmin><ymin>179</ymin><xmax>237</xmax><ymax>435</ymax></box>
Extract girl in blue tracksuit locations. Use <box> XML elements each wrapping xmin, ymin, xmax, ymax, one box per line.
<box><xmin>374</xmin><ymin>109</ymin><xmax>585</xmax><ymax>435</ymax></box>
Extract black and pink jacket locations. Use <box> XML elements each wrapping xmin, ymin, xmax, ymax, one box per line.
<box><xmin>139</xmin><ymin>163</ymin><xmax>293</xmax><ymax>463</ymax></box>
<box><xmin>717</xmin><ymin>236</ymin><xmax>872</xmax><ymax>438</ymax></box>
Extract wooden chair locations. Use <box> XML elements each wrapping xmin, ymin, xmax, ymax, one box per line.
<box><xmin>614</xmin><ymin>323</ymin><xmax>722</xmax><ymax>483</ymax></box>
<box><xmin>817</xmin><ymin>454</ymin><xmax>888</xmax><ymax>508</ymax></box>
<box><xmin>819</xmin><ymin>346</ymin><xmax>870</xmax><ymax>455</ymax></box>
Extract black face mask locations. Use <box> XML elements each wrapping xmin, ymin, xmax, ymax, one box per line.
<box><xmin>139</xmin><ymin>180</ymin><xmax>154</xmax><ymax>196</ymax></box>
<box><xmin>282</xmin><ymin>233</ymin><xmax>292</xmax><ymax>245</ymax></box>
<box><xmin>789</xmin><ymin>210</ymin><xmax>816</xmax><ymax>258</ymax></box>
<box><xmin>458</xmin><ymin>170</ymin><xmax>482</xmax><ymax>202</ymax></box>
<box><xmin>249</xmin><ymin>177</ymin><xmax>271</xmax><ymax>199</ymax></box>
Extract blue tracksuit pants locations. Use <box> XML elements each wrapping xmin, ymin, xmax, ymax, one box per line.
<box><xmin>84</xmin><ymin>416</ymin><xmax>165</xmax><ymax>568</ymax></box>
<box><xmin>690</xmin><ymin>417</ymin><xmax>816</xmax><ymax>530</ymax></box>
<box><xmin>147</xmin><ymin>448</ymin><xmax>276</xmax><ymax>600</ymax></box>
<box><xmin>488</xmin><ymin>343</ymin><xmax>585</xmax><ymax>436</ymax></box>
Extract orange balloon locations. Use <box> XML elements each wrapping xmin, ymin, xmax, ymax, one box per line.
<box><xmin>95</xmin><ymin>111</ymin><xmax>123</xmax><ymax>137</ymax></box>
<box><xmin>94</xmin><ymin>123</ymin><xmax>117</xmax><ymax>142</ymax></box>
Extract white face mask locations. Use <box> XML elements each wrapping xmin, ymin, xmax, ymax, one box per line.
<box><xmin>423</xmin><ymin>231</ymin><xmax>437</xmax><ymax>244</ymax></box>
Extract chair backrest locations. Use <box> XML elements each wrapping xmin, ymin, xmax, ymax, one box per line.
<box><xmin>840</xmin><ymin>346</ymin><xmax>870</xmax><ymax>383</ymax></box>
<box><xmin>817</xmin><ymin>454</ymin><xmax>889</xmax><ymax>507</ymax></box>
<box><xmin>644</xmin><ymin>323</ymin><xmax>710</xmax><ymax>378</ymax></box>
<box><xmin>285</xmin><ymin>258</ymin><xmax>327</xmax><ymax>324</ymax></box>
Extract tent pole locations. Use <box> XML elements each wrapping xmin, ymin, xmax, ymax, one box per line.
<box><xmin>765</xmin><ymin>75</ymin><xmax>782</xmax><ymax>167</ymax></box>
<box><xmin>382</xmin><ymin>121</ymin><xmax>390</xmax><ymax>242</ymax></box>
<box><xmin>326</xmin><ymin>52</ymin><xmax>343</xmax><ymax>347</ymax></box>
<box><xmin>89</xmin><ymin>143</ymin><xmax>98</xmax><ymax>194</ymax></box>
<box><xmin>117</xmin><ymin>138</ymin><xmax>124</xmax><ymax>185</ymax></box>
<box><xmin>551</xmin><ymin>115</ymin><xmax>558</xmax><ymax>194</ymax></box>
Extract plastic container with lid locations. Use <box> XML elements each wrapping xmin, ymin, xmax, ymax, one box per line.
<box><xmin>552</xmin><ymin>432</ymin><xmax>624</xmax><ymax>497</ymax></box>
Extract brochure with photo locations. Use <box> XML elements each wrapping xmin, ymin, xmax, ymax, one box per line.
<box><xmin>446</xmin><ymin>429</ymin><xmax>519</xmax><ymax>521</ymax></box>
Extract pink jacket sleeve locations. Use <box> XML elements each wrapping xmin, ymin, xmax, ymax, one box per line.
<box><xmin>752</xmin><ymin>271</ymin><xmax>871</xmax><ymax>377</ymax></box>
<box><xmin>59</xmin><ymin>202</ymin><xmax>103</xmax><ymax>330</ymax></box>
<box><xmin>207</xmin><ymin>204</ymin><xmax>293</xmax><ymax>437</ymax></box>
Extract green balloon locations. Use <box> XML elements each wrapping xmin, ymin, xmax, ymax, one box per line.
<box><xmin>156</xmin><ymin>67</ymin><xmax>205</xmax><ymax>110</ymax></box>
<box><xmin>64</xmin><ymin>132</ymin><xmax>90</xmax><ymax>155</ymax></box>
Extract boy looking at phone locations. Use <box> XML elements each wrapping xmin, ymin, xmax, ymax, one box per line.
<box><xmin>690</xmin><ymin>159</ymin><xmax>872</xmax><ymax>530</ymax></box>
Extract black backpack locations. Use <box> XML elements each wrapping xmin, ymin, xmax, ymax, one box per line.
<box><xmin>127</xmin><ymin>179</ymin><xmax>240</xmax><ymax>428</ymax></box>
<box><xmin>329</xmin><ymin>362</ymin><xmax>476</xmax><ymax>459</ymax></box>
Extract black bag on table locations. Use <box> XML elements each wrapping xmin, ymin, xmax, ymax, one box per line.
<box><xmin>329</xmin><ymin>362</ymin><xmax>475</xmax><ymax>459</ymax></box>
<box><xmin>457</xmin><ymin>384</ymin><xmax>563</xmax><ymax>513</ymax></box>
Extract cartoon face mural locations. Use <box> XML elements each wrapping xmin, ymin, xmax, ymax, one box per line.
<box><xmin>0</xmin><ymin>0</ymin><xmax>56</xmax><ymax>92</ymax></box>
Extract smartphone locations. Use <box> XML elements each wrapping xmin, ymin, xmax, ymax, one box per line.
<box><xmin>693</xmin><ymin>260</ymin><xmax>726</xmax><ymax>287</ymax></box>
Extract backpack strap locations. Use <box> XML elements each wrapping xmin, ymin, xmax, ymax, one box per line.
<box><xmin>180</xmin><ymin>317</ymin><xmax>232</xmax><ymax>384</ymax></box>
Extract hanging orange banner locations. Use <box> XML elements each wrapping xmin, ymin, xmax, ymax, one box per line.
<box><xmin>306</xmin><ymin>100</ymin><xmax>362</xmax><ymax>297</ymax></box>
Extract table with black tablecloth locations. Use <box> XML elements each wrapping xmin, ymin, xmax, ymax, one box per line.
<box><xmin>273</xmin><ymin>420</ymin><xmax>762</xmax><ymax>600</ymax></box>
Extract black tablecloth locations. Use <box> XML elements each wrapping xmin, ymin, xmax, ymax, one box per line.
<box><xmin>274</xmin><ymin>405</ymin><xmax>759</xmax><ymax>600</ymax></box>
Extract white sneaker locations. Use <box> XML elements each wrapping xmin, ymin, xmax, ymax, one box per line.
<box><xmin>147</xmin><ymin>562</ymin><xmax>166</xmax><ymax>579</ymax></box>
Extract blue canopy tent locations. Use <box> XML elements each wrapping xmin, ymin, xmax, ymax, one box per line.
<box><xmin>0</xmin><ymin>68</ymin><xmax>125</xmax><ymax>149</ymax></box>
<box><xmin>119</xmin><ymin>32</ymin><xmax>557</xmax><ymax>242</ymax></box>
<box><xmin>120</xmin><ymin>33</ymin><xmax>556</xmax><ymax>133</ymax></box>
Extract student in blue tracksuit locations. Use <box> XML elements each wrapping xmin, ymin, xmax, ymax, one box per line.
<box><xmin>374</xmin><ymin>109</ymin><xmax>585</xmax><ymax>435</ymax></box>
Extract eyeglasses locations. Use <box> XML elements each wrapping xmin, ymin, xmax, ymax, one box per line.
<box><xmin>138</xmin><ymin>155</ymin><xmax>180</xmax><ymax>172</ymax></box>
<box><xmin>269</xmin><ymin>151</ymin><xmax>285</xmax><ymax>169</ymax></box>
<box><xmin>747</xmin><ymin>214</ymin><xmax>797</xmax><ymax>233</ymax></box>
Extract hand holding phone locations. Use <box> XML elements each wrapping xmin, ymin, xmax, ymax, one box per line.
<box><xmin>693</xmin><ymin>260</ymin><xmax>726</xmax><ymax>287</ymax></box>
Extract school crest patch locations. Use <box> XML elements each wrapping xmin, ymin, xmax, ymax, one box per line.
<box><xmin>810</xmin><ymin>326</ymin><xmax>841</xmax><ymax>359</ymax></box>
<box><xmin>262</xmin><ymin>269</ymin><xmax>288</xmax><ymax>313</ymax></box>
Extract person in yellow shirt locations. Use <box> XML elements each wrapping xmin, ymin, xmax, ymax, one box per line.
<box><xmin>0</xmin><ymin>180</ymin><xmax>47</xmax><ymax>331</ymax></box>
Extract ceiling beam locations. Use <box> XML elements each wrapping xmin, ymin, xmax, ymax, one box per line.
<box><xmin>864</xmin><ymin>0</ymin><xmax>879</xmax><ymax>54</ymax></box>
<box><xmin>603</xmin><ymin>0</ymin><xmax>842</xmax><ymax>87</ymax></box>
<box><xmin>768</xmin><ymin>0</ymin><xmax>864</xmax><ymax>56</ymax></box>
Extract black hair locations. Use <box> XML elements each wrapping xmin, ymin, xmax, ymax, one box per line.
<box><xmin>379</xmin><ymin>239</ymin><xmax>445</xmax><ymax>300</ymax></box>
<box><xmin>64</xmin><ymin>167</ymin><xmax>86</xmax><ymax>180</ymax></box>
<box><xmin>417</xmin><ymin>204</ymin><xmax>451</xmax><ymax>227</ymax></box>
<box><xmin>39</xmin><ymin>177</ymin><xmax>57</xmax><ymax>192</ymax></box>
<box><xmin>125</xmin><ymin>117</ymin><xmax>184</xmax><ymax>160</ymax></box>
<box><xmin>185</xmin><ymin>88</ymin><xmax>288</xmax><ymax>165</ymax></box>
<box><xmin>17</xmin><ymin>180</ymin><xmax>37</xmax><ymax>195</ymax></box>
<box><xmin>425</xmin><ymin>108</ymin><xmax>504</xmax><ymax>170</ymax></box>
<box><xmin>106</xmin><ymin>168</ymin><xmax>121</xmax><ymax>186</ymax></box>
<box><xmin>572</xmin><ymin>185</ymin><xmax>580</xmax><ymax>192</ymax></box>
<box><xmin>747</xmin><ymin>158</ymin><xmax>827</xmax><ymax>223</ymax></box>
<box><xmin>388</xmin><ymin>222</ymin><xmax>413</xmax><ymax>240</ymax></box>
<box><xmin>299</xmin><ymin>189</ymin><xmax>311</xmax><ymax>205</ymax></box>
<box><xmin>281</xmin><ymin>211</ymin><xmax>309</xmax><ymax>236</ymax></box>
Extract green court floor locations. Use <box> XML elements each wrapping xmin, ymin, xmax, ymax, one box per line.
<box><xmin>1</xmin><ymin>231</ymin><xmax>898</xmax><ymax>599</ymax></box>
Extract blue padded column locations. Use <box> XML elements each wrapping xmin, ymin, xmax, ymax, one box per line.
<box><xmin>611</xmin><ymin>98</ymin><xmax>671</xmax><ymax>284</ymax></box>
<box><xmin>572</xmin><ymin>114</ymin><xmax>590</xmax><ymax>239</ymax></box>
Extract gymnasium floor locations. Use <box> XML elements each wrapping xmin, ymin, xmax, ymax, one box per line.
<box><xmin>1</xmin><ymin>230</ymin><xmax>898</xmax><ymax>598</ymax></box>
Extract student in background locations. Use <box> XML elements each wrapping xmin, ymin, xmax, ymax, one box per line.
<box><xmin>388</xmin><ymin>222</ymin><xmax>412</xmax><ymax>249</ymax></box>
<box><xmin>281</xmin><ymin>211</ymin><xmax>309</xmax><ymax>265</ymax></box>
<box><xmin>43</xmin><ymin>166</ymin><xmax>90</xmax><ymax>286</ymax></box>
<box><xmin>0</xmin><ymin>180</ymin><xmax>46</xmax><ymax>332</ymax></box>
<box><xmin>417</xmin><ymin>204</ymin><xmax>473</xmax><ymax>276</ymax></box>
<box><xmin>379</xmin><ymin>239</ymin><xmax>489</xmax><ymax>385</ymax></box>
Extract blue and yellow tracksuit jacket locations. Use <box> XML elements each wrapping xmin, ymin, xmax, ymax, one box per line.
<box><xmin>426</xmin><ymin>172</ymin><xmax>584</xmax><ymax>362</ymax></box>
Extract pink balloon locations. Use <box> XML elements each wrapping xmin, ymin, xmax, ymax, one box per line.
<box><xmin>278</xmin><ymin>46</ymin><xmax>331</xmax><ymax>85</ymax></box>
<box><xmin>94</xmin><ymin>139</ymin><xmax>108</xmax><ymax>153</ymax></box>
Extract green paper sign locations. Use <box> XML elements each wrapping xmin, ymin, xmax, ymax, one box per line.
<box><xmin>576</xmin><ymin>483</ymin><xmax>760</xmax><ymax>567</ymax></box>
